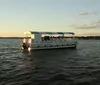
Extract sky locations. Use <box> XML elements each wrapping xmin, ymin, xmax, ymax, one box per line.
<box><xmin>0</xmin><ymin>0</ymin><xmax>100</xmax><ymax>37</ymax></box>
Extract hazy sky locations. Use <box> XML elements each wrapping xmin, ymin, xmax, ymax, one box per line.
<box><xmin>0</xmin><ymin>0</ymin><xmax>100</xmax><ymax>37</ymax></box>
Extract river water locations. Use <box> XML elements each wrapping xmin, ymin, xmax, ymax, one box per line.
<box><xmin>0</xmin><ymin>39</ymin><xmax>100</xmax><ymax>85</ymax></box>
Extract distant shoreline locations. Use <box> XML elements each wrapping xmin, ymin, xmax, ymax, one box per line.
<box><xmin>0</xmin><ymin>37</ymin><xmax>23</xmax><ymax>39</ymax></box>
<box><xmin>0</xmin><ymin>36</ymin><xmax>100</xmax><ymax>40</ymax></box>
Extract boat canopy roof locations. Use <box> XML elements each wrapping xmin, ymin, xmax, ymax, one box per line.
<box><xmin>30</xmin><ymin>31</ymin><xmax>75</xmax><ymax>35</ymax></box>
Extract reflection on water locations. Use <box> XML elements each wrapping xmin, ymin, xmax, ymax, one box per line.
<box><xmin>0</xmin><ymin>39</ymin><xmax>100</xmax><ymax>85</ymax></box>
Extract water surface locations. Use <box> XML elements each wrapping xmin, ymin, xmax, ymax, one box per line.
<box><xmin>0</xmin><ymin>39</ymin><xmax>100</xmax><ymax>85</ymax></box>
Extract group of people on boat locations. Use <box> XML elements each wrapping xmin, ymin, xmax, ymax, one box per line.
<box><xmin>42</xmin><ymin>36</ymin><xmax>74</xmax><ymax>41</ymax></box>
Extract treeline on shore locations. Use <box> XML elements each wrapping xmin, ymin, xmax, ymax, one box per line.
<box><xmin>0</xmin><ymin>37</ymin><xmax>23</xmax><ymax>39</ymax></box>
<box><xmin>0</xmin><ymin>36</ymin><xmax>100</xmax><ymax>40</ymax></box>
<box><xmin>75</xmin><ymin>36</ymin><xmax>100</xmax><ymax>40</ymax></box>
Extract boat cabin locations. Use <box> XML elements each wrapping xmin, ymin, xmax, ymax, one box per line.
<box><xmin>23</xmin><ymin>31</ymin><xmax>75</xmax><ymax>43</ymax></box>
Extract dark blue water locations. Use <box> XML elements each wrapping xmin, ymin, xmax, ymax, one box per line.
<box><xmin>0</xmin><ymin>39</ymin><xmax>100</xmax><ymax>85</ymax></box>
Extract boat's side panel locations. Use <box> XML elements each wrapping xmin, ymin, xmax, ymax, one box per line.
<box><xmin>31</xmin><ymin>39</ymin><xmax>77</xmax><ymax>50</ymax></box>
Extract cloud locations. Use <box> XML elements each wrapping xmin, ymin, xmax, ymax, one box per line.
<box><xmin>70</xmin><ymin>20</ymin><xmax>100</xmax><ymax>29</ymax></box>
<box><xmin>69</xmin><ymin>24</ymin><xmax>77</xmax><ymax>27</ymax></box>
<box><xmin>77</xmin><ymin>12</ymin><xmax>99</xmax><ymax>16</ymax></box>
<box><xmin>76</xmin><ymin>25</ymin><xmax>98</xmax><ymax>29</ymax></box>
<box><xmin>94</xmin><ymin>12</ymin><xmax>99</xmax><ymax>15</ymax></box>
<box><xmin>82</xmin><ymin>33</ymin><xmax>100</xmax><ymax>36</ymax></box>
<box><xmin>77</xmin><ymin>12</ymin><xmax>89</xmax><ymax>16</ymax></box>
<box><xmin>96</xmin><ymin>20</ymin><xmax>100</xmax><ymax>23</ymax></box>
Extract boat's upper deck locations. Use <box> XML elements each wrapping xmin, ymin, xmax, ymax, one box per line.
<box><xmin>23</xmin><ymin>31</ymin><xmax>76</xmax><ymax>43</ymax></box>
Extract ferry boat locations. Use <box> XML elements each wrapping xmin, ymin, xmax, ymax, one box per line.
<box><xmin>21</xmin><ymin>31</ymin><xmax>78</xmax><ymax>51</ymax></box>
